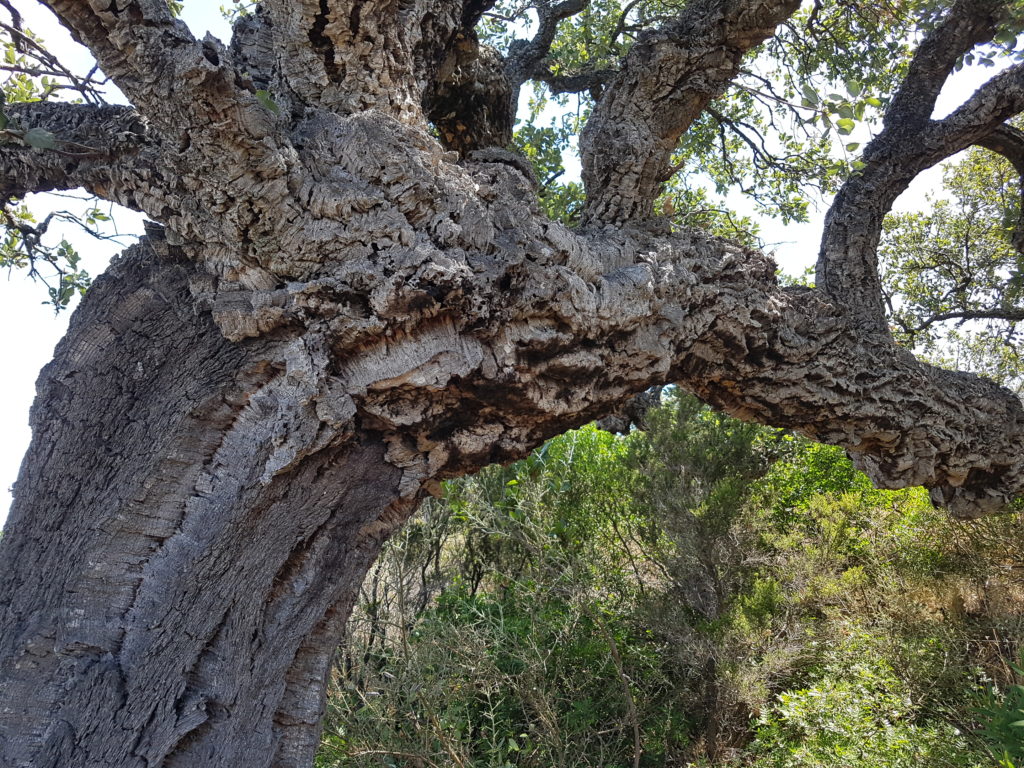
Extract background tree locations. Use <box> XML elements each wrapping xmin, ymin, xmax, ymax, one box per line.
<box><xmin>881</xmin><ymin>141</ymin><xmax>1024</xmax><ymax>389</ymax></box>
<box><xmin>3</xmin><ymin>1</ymin><xmax>1024</xmax><ymax>767</ymax></box>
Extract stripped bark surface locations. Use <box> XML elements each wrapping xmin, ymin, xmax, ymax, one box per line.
<box><xmin>2</xmin><ymin>1</ymin><xmax>1024</xmax><ymax>766</ymax></box>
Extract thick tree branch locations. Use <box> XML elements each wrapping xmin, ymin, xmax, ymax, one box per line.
<box><xmin>884</xmin><ymin>0</ymin><xmax>1007</xmax><ymax>129</ymax></box>
<box><xmin>160</xmin><ymin>113</ymin><xmax>1024</xmax><ymax>522</ymax></box>
<box><xmin>818</xmin><ymin>1</ymin><xmax>1023</xmax><ymax>334</ymax></box>
<box><xmin>39</xmin><ymin>1</ymin><xmax>187</xmax><ymax>111</ymax></box>
<box><xmin>543</xmin><ymin>68</ymin><xmax>616</xmax><ymax>95</ymax></box>
<box><xmin>40</xmin><ymin>0</ymin><xmax>292</xmax><ymax>185</ymax></box>
<box><xmin>0</xmin><ymin>102</ymin><xmax>154</xmax><ymax>203</ymax></box>
<box><xmin>578</xmin><ymin>0</ymin><xmax>801</xmax><ymax>226</ymax></box>
<box><xmin>506</xmin><ymin>0</ymin><xmax>589</xmax><ymax>86</ymax></box>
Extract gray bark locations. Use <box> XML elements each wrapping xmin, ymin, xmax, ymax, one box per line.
<box><xmin>1</xmin><ymin>240</ymin><xmax>411</xmax><ymax>767</ymax></box>
<box><xmin>3</xmin><ymin>1</ymin><xmax>1024</xmax><ymax>766</ymax></box>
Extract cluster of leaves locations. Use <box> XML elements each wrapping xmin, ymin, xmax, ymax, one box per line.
<box><xmin>0</xmin><ymin>203</ymin><xmax>104</xmax><ymax>307</ymax></box>
<box><xmin>219</xmin><ymin>1</ymin><xmax>258</xmax><ymax>23</ymax></box>
<box><xmin>975</xmin><ymin>651</ymin><xmax>1024</xmax><ymax>768</ymax></box>
<box><xmin>316</xmin><ymin>392</ymin><xmax>1024</xmax><ymax>767</ymax></box>
<box><xmin>513</xmin><ymin>99</ymin><xmax>585</xmax><ymax>225</ymax></box>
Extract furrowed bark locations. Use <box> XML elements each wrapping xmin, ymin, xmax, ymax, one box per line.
<box><xmin>0</xmin><ymin>102</ymin><xmax>153</xmax><ymax>201</ymax></box>
<box><xmin>41</xmin><ymin>0</ymin><xmax>293</xmax><ymax>179</ymax></box>
<box><xmin>5</xmin><ymin>2</ymin><xmax>1024</xmax><ymax>767</ymax></box>
<box><xmin>257</xmin><ymin>0</ymin><xmax>496</xmax><ymax>121</ymax></box>
<box><xmin>579</xmin><ymin>0</ymin><xmax>801</xmax><ymax>225</ymax></box>
<box><xmin>0</xmin><ymin>241</ymin><xmax>413</xmax><ymax>768</ymax></box>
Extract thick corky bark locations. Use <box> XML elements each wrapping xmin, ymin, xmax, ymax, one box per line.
<box><xmin>579</xmin><ymin>0</ymin><xmax>802</xmax><ymax>225</ymax></box>
<box><xmin>3</xmin><ymin>1</ymin><xmax>1024</xmax><ymax>766</ymax></box>
<box><xmin>1</xmin><ymin>241</ymin><xmax>413</xmax><ymax>767</ymax></box>
<box><xmin>0</xmin><ymin>103</ymin><xmax>151</xmax><ymax>200</ymax></box>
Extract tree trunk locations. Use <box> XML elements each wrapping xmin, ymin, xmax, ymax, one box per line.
<box><xmin>0</xmin><ymin>242</ymin><xmax>411</xmax><ymax>767</ymax></box>
<box><xmin>5</xmin><ymin>2</ymin><xmax>1024</xmax><ymax>766</ymax></box>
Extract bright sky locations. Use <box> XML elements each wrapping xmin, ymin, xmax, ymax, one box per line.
<box><xmin>0</xmin><ymin>3</ymin><xmax>1010</xmax><ymax>525</ymax></box>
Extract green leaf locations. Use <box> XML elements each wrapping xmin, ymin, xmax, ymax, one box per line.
<box><xmin>845</xmin><ymin>142</ymin><xmax>860</xmax><ymax>152</ymax></box>
<box><xmin>23</xmin><ymin>127</ymin><xmax>56</xmax><ymax>149</ymax></box>
<box><xmin>255</xmin><ymin>89</ymin><xmax>280</xmax><ymax>115</ymax></box>
<box><xmin>836</xmin><ymin>118</ymin><xmax>856</xmax><ymax>135</ymax></box>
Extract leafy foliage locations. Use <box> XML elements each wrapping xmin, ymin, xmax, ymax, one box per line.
<box><xmin>317</xmin><ymin>393</ymin><xmax>1024</xmax><ymax>767</ymax></box>
<box><xmin>975</xmin><ymin>651</ymin><xmax>1024</xmax><ymax>766</ymax></box>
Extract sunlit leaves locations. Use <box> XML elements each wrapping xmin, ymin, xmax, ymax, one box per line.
<box><xmin>219</xmin><ymin>1</ymin><xmax>258</xmax><ymax>22</ymax></box>
<box><xmin>513</xmin><ymin>96</ymin><xmax>586</xmax><ymax>224</ymax></box>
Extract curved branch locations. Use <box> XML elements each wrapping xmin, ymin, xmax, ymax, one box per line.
<box><xmin>578</xmin><ymin>0</ymin><xmax>801</xmax><ymax>226</ymax></box>
<box><xmin>506</xmin><ymin>0</ymin><xmax>590</xmax><ymax>86</ymax></box>
<box><xmin>884</xmin><ymin>0</ymin><xmax>1007</xmax><ymax>129</ymax></box>
<box><xmin>817</xmin><ymin>1</ymin><xmax>1023</xmax><ymax>334</ymax></box>
<box><xmin>0</xmin><ymin>102</ymin><xmax>155</xmax><ymax>204</ymax></box>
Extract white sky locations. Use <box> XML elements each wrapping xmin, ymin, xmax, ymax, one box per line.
<box><xmin>0</xmin><ymin>3</ymin><xmax>1010</xmax><ymax>525</ymax></box>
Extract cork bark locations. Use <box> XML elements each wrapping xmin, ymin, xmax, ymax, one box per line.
<box><xmin>2</xmin><ymin>1</ymin><xmax>1024</xmax><ymax>766</ymax></box>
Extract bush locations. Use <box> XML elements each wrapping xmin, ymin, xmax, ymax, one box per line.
<box><xmin>317</xmin><ymin>394</ymin><xmax>1024</xmax><ymax>767</ymax></box>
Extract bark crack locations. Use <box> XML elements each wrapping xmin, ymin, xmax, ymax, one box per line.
<box><xmin>310</xmin><ymin>0</ymin><xmax>340</xmax><ymax>80</ymax></box>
